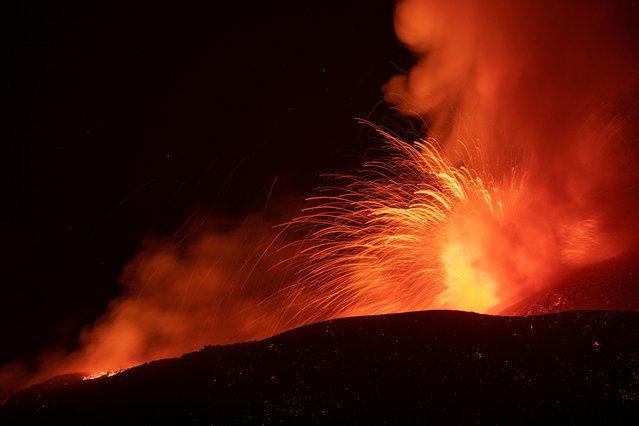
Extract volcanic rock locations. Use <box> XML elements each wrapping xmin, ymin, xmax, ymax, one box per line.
<box><xmin>1</xmin><ymin>310</ymin><xmax>638</xmax><ymax>424</ymax></box>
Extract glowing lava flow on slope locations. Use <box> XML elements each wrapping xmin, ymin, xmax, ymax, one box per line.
<box><xmin>82</xmin><ymin>369</ymin><xmax>124</xmax><ymax>381</ymax></box>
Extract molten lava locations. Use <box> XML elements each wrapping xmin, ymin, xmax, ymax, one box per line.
<box><xmin>82</xmin><ymin>369</ymin><xmax>124</xmax><ymax>381</ymax></box>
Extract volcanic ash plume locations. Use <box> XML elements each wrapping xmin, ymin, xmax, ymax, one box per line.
<box><xmin>0</xmin><ymin>213</ymin><xmax>293</xmax><ymax>402</ymax></box>
<box><xmin>69</xmin><ymin>212</ymin><xmax>303</xmax><ymax>373</ymax></box>
<box><xmin>383</xmin><ymin>0</ymin><xmax>639</xmax><ymax>306</ymax></box>
<box><xmin>286</xmin><ymin>0</ymin><xmax>639</xmax><ymax>318</ymax></box>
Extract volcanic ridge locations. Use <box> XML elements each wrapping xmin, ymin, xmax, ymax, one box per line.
<box><xmin>2</xmin><ymin>310</ymin><xmax>638</xmax><ymax>424</ymax></box>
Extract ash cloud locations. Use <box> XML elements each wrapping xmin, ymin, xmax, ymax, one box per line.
<box><xmin>0</xmin><ymin>210</ymin><xmax>299</xmax><ymax>402</ymax></box>
<box><xmin>68</xmin><ymin>213</ymin><xmax>292</xmax><ymax>372</ymax></box>
<box><xmin>384</xmin><ymin>0</ymin><xmax>639</xmax><ymax>271</ymax></box>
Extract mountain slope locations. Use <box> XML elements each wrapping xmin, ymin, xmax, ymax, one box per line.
<box><xmin>2</xmin><ymin>310</ymin><xmax>638</xmax><ymax>424</ymax></box>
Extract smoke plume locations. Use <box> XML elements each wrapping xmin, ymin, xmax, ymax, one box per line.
<box><xmin>384</xmin><ymin>0</ymin><xmax>639</xmax><ymax>300</ymax></box>
<box><xmin>0</xmin><ymin>211</ymin><xmax>295</xmax><ymax>401</ymax></box>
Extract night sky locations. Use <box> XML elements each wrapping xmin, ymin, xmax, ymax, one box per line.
<box><xmin>4</xmin><ymin>1</ymin><xmax>413</xmax><ymax>366</ymax></box>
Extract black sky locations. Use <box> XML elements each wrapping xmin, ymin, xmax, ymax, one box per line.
<box><xmin>3</xmin><ymin>1</ymin><xmax>414</xmax><ymax>365</ymax></box>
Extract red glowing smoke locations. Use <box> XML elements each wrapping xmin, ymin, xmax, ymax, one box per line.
<box><xmin>384</xmin><ymin>0</ymin><xmax>639</xmax><ymax>305</ymax></box>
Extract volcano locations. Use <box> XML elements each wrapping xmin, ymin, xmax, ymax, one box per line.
<box><xmin>2</xmin><ymin>309</ymin><xmax>638</xmax><ymax>424</ymax></box>
<box><xmin>5</xmin><ymin>0</ymin><xmax>639</xmax><ymax>423</ymax></box>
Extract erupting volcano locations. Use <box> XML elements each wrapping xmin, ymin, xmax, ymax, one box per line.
<box><xmin>3</xmin><ymin>0</ymin><xmax>639</xmax><ymax>420</ymax></box>
<box><xmin>277</xmin><ymin>0</ymin><xmax>639</xmax><ymax>323</ymax></box>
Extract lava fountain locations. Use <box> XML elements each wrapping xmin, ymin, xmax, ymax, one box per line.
<box><xmin>280</xmin><ymin>123</ymin><xmax>621</xmax><ymax>322</ymax></box>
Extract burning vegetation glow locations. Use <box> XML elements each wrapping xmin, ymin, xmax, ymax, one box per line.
<box><xmin>2</xmin><ymin>0</ymin><xmax>639</xmax><ymax>400</ymax></box>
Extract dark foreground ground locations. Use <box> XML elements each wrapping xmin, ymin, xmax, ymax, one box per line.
<box><xmin>2</xmin><ymin>310</ymin><xmax>638</xmax><ymax>424</ymax></box>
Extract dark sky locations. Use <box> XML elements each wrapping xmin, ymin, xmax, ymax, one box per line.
<box><xmin>4</xmin><ymin>1</ymin><xmax>413</xmax><ymax>365</ymax></box>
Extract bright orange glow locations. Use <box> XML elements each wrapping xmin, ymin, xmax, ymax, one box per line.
<box><xmin>82</xmin><ymin>369</ymin><xmax>124</xmax><ymax>381</ymax></box>
<box><xmin>281</xmin><ymin>125</ymin><xmax>620</xmax><ymax>321</ymax></box>
<box><xmin>280</xmin><ymin>131</ymin><xmax>505</xmax><ymax>318</ymax></box>
<box><xmin>437</xmin><ymin>240</ymin><xmax>499</xmax><ymax>312</ymax></box>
